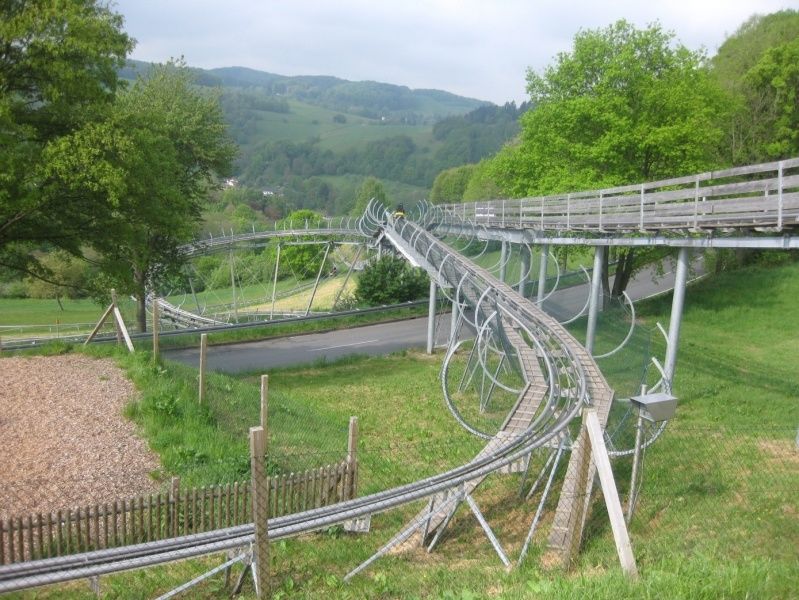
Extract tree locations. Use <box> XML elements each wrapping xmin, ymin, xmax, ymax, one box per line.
<box><xmin>355</xmin><ymin>255</ymin><xmax>429</xmax><ymax>305</ymax></box>
<box><xmin>712</xmin><ymin>10</ymin><xmax>799</xmax><ymax>163</ymax></box>
<box><xmin>487</xmin><ymin>20</ymin><xmax>728</xmax><ymax>299</ymax></box>
<box><xmin>0</xmin><ymin>0</ymin><xmax>132</xmax><ymax>277</ymax></box>
<box><xmin>350</xmin><ymin>177</ymin><xmax>388</xmax><ymax>216</ymax></box>
<box><xmin>742</xmin><ymin>35</ymin><xmax>799</xmax><ymax>159</ymax></box>
<box><xmin>24</xmin><ymin>251</ymin><xmax>89</xmax><ymax>310</ymax></box>
<box><xmin>44</xmin><ymin>62</ymin><xmax>235</xmax><ymax>331</ymax></box>
<box><xmin>430</xmin><ymin>165</ymin><xmax>476</xmax><ymax>204</ymax></box>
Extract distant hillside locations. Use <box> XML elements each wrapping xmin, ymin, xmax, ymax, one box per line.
<box><xmin>120</xmin><ymin>60</ymin><xmax>520</xmax><ymax>214</ymax></box>
<box><xmin>121</xmin><ymin>61</ymin><xmax>486</xmax><ymax>123</ymax></box>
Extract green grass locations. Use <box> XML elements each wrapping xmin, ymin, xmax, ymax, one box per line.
<box><xmin>7</xmin><ymin>261</ymin><xmax>799</xmax><ymax>598</ymax></box>
<box><xmin>238</xmin><ymin>98</ymin><xmax>436</xmax><ymax>154</ymax></box>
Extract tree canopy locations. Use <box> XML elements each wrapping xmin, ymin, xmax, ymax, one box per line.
<box><xmin>0</xmin><ymin>0</ymin><xmax>133</xmax><ymax>276</ymax></box>
<box><xmin>489</xmin><ymin>20</ymin><xmax>728</xmax><ymax>198</ymax></box>
<box><xmin>350</xmin><ymin>177</ymin><xmax>388</xmax><ymax>216</ymax></box>
<box><xmin>43</xmin><ymin>63</ymin><xmax>235</xmax><ymax>329</ymax></box>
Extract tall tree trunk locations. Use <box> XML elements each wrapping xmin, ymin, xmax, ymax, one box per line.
<box><xmin>611</xmin><ymin>248</ymin><xmax>636</xmax><ymax>299</ymax></box>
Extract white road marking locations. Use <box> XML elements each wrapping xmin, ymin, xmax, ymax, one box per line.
<box><xmin>309</xmin><ymin>339</ymin><xmax>380</xmax><ymax>352</ymax></box>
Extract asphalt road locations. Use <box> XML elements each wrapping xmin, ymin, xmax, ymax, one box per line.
<box><xmin>165</xmin><ymin>255</ymin><xmax>704</xmax><ymax>374</ymax></box>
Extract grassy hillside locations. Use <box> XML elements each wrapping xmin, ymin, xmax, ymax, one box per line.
<box><xmin>18</xmin><ymin>260</ymin><xmax>797</xmax><ymax>598</ymax></box>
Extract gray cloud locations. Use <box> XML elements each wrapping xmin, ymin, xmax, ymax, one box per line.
<box><xmin>114</xmin><ymin>0</ymin><xmax>791</xmax><ymax>103</ymax></box>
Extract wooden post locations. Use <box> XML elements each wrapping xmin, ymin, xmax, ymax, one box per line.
<box><xmin>347</xmin><ymin>416</ymin><xmax>359</xmax><ymax>498</ymax></box>
<box><xmin>583</xmin><ymin>408</ymin><xmax>638</xmax><ymax>577</ymax></box>
<box><xmin>110</xmin><ymin>289</ymin><xmax>122</xmax><ymax>346</ymax></box>
<box><xmin>152</xmin><ymin>300</ymin><xmax>160</xmax><ymax>361</ymax></box>
<box><xmin>260</xmin><ymin>375</ymin><xmax>268</xmax><ymax>431</ymax></box>
<box><xmin>199</xmin><ymin>334</ymin><xmax>208</xmax><ymax>404</ymax></box>
<box><xmin>170</xmin><ymin>477</ymin><xmax>180</xmax><ymax>538</ymax></box>
<box><xmin>249</xmin><ymin>426</ymin><xmax>269</xmax><ymax>598</ymax></box>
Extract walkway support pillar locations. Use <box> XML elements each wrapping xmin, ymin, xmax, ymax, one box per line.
<box><xmin>664</xmin><ymin>247</ymin><xmax>690</xmax><ymax>388</ymax></box>
<box><xmin>537</xmin><ymin>246</ymin><xmax>549</xmax><ymax>304</ymax></box>
<box><xmin>585</xmin><ymin>246</ymin><xmax>605</xmax><ymax>354</ymax></box>
<box><xmin>427</xmin><ymin>279</ymin><xmax>437</xmax><ymax>354</ymax></box>
<box><xmin>519</xmin><ymin>245</ymin><xmax>531</xmax><ymax>297</ymax></box>
<box><xmin>450</xmin><ymin>298</ymin><xmax>460</xmax><ymax>346</ymax></box>
<box><xmin>499</xmin><ymin>241</ymin><xmax>508</xmax><ymax>283</ymax></box>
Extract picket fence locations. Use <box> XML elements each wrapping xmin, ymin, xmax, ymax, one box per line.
<box><xmin>0</xmin><ymin>458</ymin><xmax>357</xmax><ymax>565</ymax></box>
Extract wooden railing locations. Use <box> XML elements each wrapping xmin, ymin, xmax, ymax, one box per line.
<box><xmin>439</xmin><ymin>158</ymin><xmax>799</xmax><ymax>232</ymax></box>
<box><xmin>0</xmin><ymin>458</ymin><xmax>357</xmax><ymax>566</ymax></box>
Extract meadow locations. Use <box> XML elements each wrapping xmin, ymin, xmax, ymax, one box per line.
<box><xmin>6</xmin><ymin>260</ymin><xmax>798</xmax><ymax>598</ymax></box>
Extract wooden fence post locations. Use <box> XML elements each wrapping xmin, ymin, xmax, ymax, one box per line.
<box><xmin>169</xmin><ymin>477</ymin><xmax>180</xmax><ymax>538</ymax></box>
<box><xmin>260</xmin><ymin>375</ymin><xmax>268</xmax><ymax>431</ymax></box>
<box><xmin>347</xmin><ymin>416</ymin><xmax>359</xmax><ymax>499</ymax></box>
<box><xmin>199</xmin><ymin>334</ymin><xmax>208</xmax><ymax>404</ymax></box>
<box><xmin>152</xmin><ymin>300</ymin><xmax>160</xmax><ymax>361</ymax></box>
<box><xmin>249</xmin><ymin>426</ymin><xmax>270</xmax><ymax>598</ymax></box>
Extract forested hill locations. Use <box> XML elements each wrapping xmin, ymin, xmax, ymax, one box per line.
<box><xmin>121</xmin><ymin>60</ymin><xmax>486</xmax><ymax>123</ymax></box>
<box><xmin>120</xmin><ymin>60</ymin><xmax>523</xmax><ymax>215</ymax></box>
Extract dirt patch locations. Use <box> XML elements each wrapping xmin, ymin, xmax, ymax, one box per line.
<box><xmin>757</xmin><ymin>439</ymin><xmax>799</xmax><ymax>465</ymax></box>
<box><xmin>0</xmin><ymin>354</ymin><xmax>160</xmax><ymax>520</ymax></box>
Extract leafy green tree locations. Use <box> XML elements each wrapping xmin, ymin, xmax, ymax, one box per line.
<box><xmin>44</xmin><ymin>63</ymin><xmax>235</xmax><ymax>330</ymax></box>
<box><xmin>355</xmin><ymin>255</ymin><xmax>429</xmax><ymax>305</ymax></box>
<box><xmin>0</xmin><ymin>0</ymin><xmax>132</xmax><ymax>277</ymax></box>
<box><xmin>487</xmin><ymin>20</ymin><xmax>728</xmax><ymax>299</ymax></box>
<box><xmin>350</xmin><ymin>177</ymin><xmax>388</xmax><ymax>216</ymax></box>
<box><xmin>25</xmin><ymin>252</ymin><xmax>90</xmax><ymax>310</ymax></box>
<box><xmin>712</xmin><ymin>10</ymin><xmax>799</xmax><ymax>163</ymax></box>
<box><xmin>272</xmin><ymin>210</ymin><xmax>329</xmax><ymax>279</ymax></box>
<box><xmin>430</xmin><ymin>165</ymin><xmax>476</xmax><ymax>204</ymax></box>
<box><xmin>741</xmin><ymin>35</ymin><xmax>799</xmax><ymax>159</ymax></box>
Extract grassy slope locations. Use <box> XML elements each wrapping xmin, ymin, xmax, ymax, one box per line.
<box><xmin>11</xmin><ymin>262</ymin><xmax>799</xmax><ymax>598</ymax></box>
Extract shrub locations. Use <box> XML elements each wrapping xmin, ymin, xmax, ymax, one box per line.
<box><xmin>355</xmin><ymin>255</ymin><xmax>428</xmax><ymax>305</ymax></box>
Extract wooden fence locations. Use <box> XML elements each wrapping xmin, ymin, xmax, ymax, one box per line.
<box><xmin>0</xmin><ymin>458</ymin><xmax>357</xmax><ymax>566</ymax></box>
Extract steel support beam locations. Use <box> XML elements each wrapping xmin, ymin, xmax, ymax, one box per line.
<box><xmin>664</xmin><ymin>247</ymin><xmax>690</xmax><ymax>388</ymax></box>
<box><xmin>585</xmin><ymin>246</ymin><xmax>605</xmax><ymax>354</ymax></box>
<box><xmin>450</xmin><ymin>299</ymin><xmax>459</xmax><ymax>346</ymax></box>
<box><xmin>537</xmin><ymin>245</ymin><xmax>549</xmax><ymax>304</ymax></box>
<box><xmin>499</xmin><ymin>241</ymin><xmax>508</xmax><ymax>283</ymax></box>
<box><xmin>432</xmin><ymin>223</ymin><xmax>799</xmax><ymax>250</ymax></box>
<box><xmin>519</xmin><ymin>244</ymin><xmax>530</xmax><ymax>297</ymax></box>
<box><xmin>427</xmin><ymin>280</ymin><xmax>437</xmax><ymax>354</ymax></box>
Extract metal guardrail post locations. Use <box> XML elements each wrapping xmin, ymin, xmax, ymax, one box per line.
<box><xmin>537</xmin><ymin>246</ymin><xmax>549</xmax><ymax>304</ymax></box>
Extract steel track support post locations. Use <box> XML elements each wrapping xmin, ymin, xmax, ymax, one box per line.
<box><xmin>449</xmin><ymin>298</ymin><xmax>460</xmax><ymax>346</ymax></box>
<box><xmin>519</xmin><ymin>244</ymin><xmax>531</xmax><ymax>297</ymax></box>
<box><xmin>427</xmin><ymin>279</ymin><xmax>438</xmax><ymax>354</ymax></box>
<box><xmin>305</xmin><ymin>242</ymin><xmax>332</xmax><ymax>316</ymax></box>
<box><xmin>332</xmin><ymin>244</ymin><xmax>363</xmax><ymax>310</ymax></box>
<box><xmin>627</xmin><ymin>408</ymin><xmax>645</xmax><ymax>524</ymax></box>
<box><xmin>664</xmin><ymin>247</ymin><xmax>690</xmax><ymax>389</ymax></box>
<box><xmin>585</xmin><ymin>246</ymin><xmax>605</xmax><ymax>354</ymax></box>
<box><xmin>249</xmin><ymin>426</ymin><xmax>270</xmax><ymax>597</ymax></box>
<box><xmin>499</xmin><ymin>241</ymin><xmax>508</xmax><ymax>282</ymax></box>
<box><xmin>270</xmin><ymin>244</ymin><xmax>281</xmax><ymax>320</ymax></box>
<box><xmin>537</xmin><ymin>245</ymin><xmax>549</xmax><ymax>304</ymax></box>
<box><xmin>465</xmin><ymin>494</ymin><xmax>510</xmax><ymax>568</ymax></box>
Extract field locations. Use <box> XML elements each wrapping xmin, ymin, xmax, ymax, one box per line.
<box><xmin>5</xmin><ymin>261</ymin><xmax>799</xmax><ymax>598</ymax></box>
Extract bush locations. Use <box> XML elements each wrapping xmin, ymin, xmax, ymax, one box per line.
<box><xmin>355</xmin><ymin>255</ymin><xmax>429</xmax><ymax>305</ymax></box>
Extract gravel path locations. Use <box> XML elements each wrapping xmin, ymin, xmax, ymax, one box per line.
<box><xmin>0</xmin><ymin>355</ymin><xmax>160</xmax><ymax>520</ymax></box>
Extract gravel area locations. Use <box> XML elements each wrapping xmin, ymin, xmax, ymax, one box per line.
<box><xmin>0</xmin><ymin>354</ymin><xmax>160</xmax><ymax>520</ymax></box>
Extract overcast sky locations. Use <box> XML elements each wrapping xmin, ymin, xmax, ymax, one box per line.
<box><xmin>113</xmin><ymin>0</ymin><xmax>795</xmax><ymax>104</ymax></box>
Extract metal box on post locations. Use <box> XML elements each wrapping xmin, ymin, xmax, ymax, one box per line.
<box><xmin>629</xmin><ymin>392</ymin><xmax>677</xmax><ymax>422</ymax></box>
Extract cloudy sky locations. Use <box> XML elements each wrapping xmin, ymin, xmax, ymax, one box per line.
<box><xmin>114</xmin><ymin>0</ymin><xmax>793</xmax><ymax>104</ymax></box>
